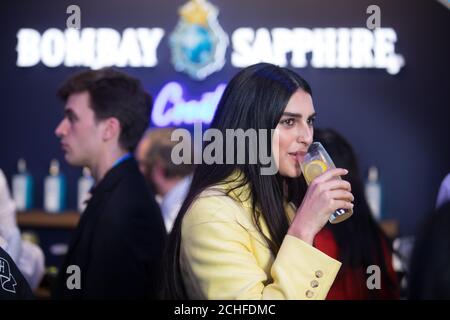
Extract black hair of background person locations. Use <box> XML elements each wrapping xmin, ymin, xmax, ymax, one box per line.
<box><xmin>313</xmin><ymin>128</ymin><xmax>399</xmax><ymax>298</ymax></box>
<box><xmin>407</xmin><ymin>201</ymin><xmax>450</xmax><ymax>300</ymax></box>
<box><xmin>162</xmin><ymin>63</ymin><xmax>313</xmax><ymax>299</ymax></box>
<box><xmin>57</xmin><ymin>68</ymin><xmax>153</xmax><ymax>152</ymax></box>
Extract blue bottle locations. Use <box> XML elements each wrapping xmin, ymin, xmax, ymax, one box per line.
<box><xmin>44</xmin><ymin>159</ymin><xmax>66</xmax><ymax>213</ymax></box>
<box><xmin>12</xmin><ymin>158</ymin><xmax>34</xmax><ymax>211</ymax></box>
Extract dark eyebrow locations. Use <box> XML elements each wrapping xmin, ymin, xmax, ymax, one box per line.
<box><xmin>64</xmin><ymin>108</ymin><xmax>78</xmax><ymax>119</ymax></box>
<box><xmin>281</xmin><ymin>112</ymin><xmax>316</xmax><ymax>119</ymax></box>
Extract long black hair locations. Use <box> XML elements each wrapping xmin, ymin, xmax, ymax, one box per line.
<box><xmin>313</xmin><ymin>128</ymin><xmax>399</xmax><ymax>298</ymax></box>
<box><xmin>161</xmin><ymin>63</ymin><xmax>312</xmax><ymax>299</ymax></box>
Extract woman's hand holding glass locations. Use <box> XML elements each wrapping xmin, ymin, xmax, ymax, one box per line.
<box><xmin>288</xmin><ymin>168</ymin><xmax>354</xmax><ymax>245</ymax></box>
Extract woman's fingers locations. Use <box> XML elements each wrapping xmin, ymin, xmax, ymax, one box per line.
<box><xmin>328</xmin><ymin>190</ymin><xmax>354</xmax><ymax>202</ymax></box>
<box><xmin>321</xmin><ymin>178</ymin><xmax>352</xmax><ymax>192</ymax></box>
<box><xmin>310</xmin><ymin>168</ymin><xmax>348</xmax><ymax>184</ymax></box>
<box><xmin>333</xmin><ymin>200</ymin><xmax>354</xmax><ymax>210</ymax></box>
<box><xmin>291</xmin><ymin>167</ymin><xmax>354</xmax><ymax>244</ymax></box>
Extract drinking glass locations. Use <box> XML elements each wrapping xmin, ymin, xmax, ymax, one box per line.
<box><xmin>301</xmin><ymin>142</ymin><xmax>353</xmax><ymax>224</ymax></box>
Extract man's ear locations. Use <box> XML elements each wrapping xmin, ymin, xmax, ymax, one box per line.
<box><xmin>150</xmin><ymin>162</ymin><xmax>166</xmax><ymax>181</ymax></box>
<box><xmin>102</xmin><ymin>117</ymin><xmax>121</xmax><ymax>142</ymax></box>
<box><xmin>149</xmin><ymin>162</ymin><xmax>166</xmax><ymax>195</ymax></box>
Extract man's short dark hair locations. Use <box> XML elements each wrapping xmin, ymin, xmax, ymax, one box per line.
<box><xmin>57</xmin><ymin>68</ymin><xmax>152</xmax><ymax>152</ymax></box>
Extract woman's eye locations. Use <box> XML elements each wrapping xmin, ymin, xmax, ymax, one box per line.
<box><xmin>281</xmin><ymin>118</ymin><xmax>295</xmax><ymax>127</ymax></box>
<box><xmin>307</xmin><ymin>117</ymin><xmax>316</xmax><ymax>126</ymax></box>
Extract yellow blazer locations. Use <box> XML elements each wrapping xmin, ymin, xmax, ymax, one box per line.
<box><xmin>180</xmin><ymin>174</ymin><xmax>342</xmax><ymax>300</ymax></box>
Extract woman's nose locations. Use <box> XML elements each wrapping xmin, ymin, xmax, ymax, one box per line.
<box><xmin>297</xmin><ymin>125</ymin><xmax>313</xmax><ymax>146</ymax></box>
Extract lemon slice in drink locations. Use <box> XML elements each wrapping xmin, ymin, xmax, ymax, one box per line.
<box><xmin>303</xmin><ymin>160</ymin><xmax>328</xmax><ymax>184</ymax></box>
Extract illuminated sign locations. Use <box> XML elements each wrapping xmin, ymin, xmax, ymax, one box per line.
<box><xmin>151</xmin><ymin>82</ymin><xmax>226</xmax><ymax>126</ymax></box>
<box><xmin>169</xmin><ymin>0</ymin><xmax>229</xmax><ymax>80</ymax></box>
<box><xmin>14</xmin><ymin>1</ymin><xmax>407</xmax><ymax>126</ymax></box>
<box><xmin>16</xmin><ymin>28</ymin><xmax>164</xmax><ymax>69</ymax></box>
<box><xmin>16</xmin><ymin>26</ymin><xmax>404</xmax><ymax>75</ymax></box>
<box><xmin>232</xmin><ymin>27</ymin><xmax>404</xmax><ymax>75</ymax></box>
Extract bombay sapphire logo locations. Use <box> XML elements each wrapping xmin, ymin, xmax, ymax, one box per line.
<box><xmin>169</xmin><ymin>0</ymin><xmax>229</xmax><ymax>81</ymax></box>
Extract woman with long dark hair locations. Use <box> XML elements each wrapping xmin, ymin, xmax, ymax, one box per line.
<box><xmin>313</xmin><ymin>128</ymin><xmax>400</xmax><ymax>299</ymax></box>
<box><xmin>162</xmin><ymin>63</ymin><xmax>354</xmax><ymax>299</ymax></box>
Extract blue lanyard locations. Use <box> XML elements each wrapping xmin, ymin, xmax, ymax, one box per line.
<box><xmin>112</xmin><ymin>153</ymin><xmax>131</xmax><ymax>168</ymax></box>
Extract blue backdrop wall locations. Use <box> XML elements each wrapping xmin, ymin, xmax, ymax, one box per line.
<box><xmin>0</xmin><ymin>0</ymin><xmax>449</xmax><ymax>238</ymax></box>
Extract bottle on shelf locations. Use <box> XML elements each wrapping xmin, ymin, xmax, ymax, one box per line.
<box><xmin>12</xmin><ymin>158</ymin><xmax>34</xmax><ymax>211</ymax></box>
<box><xmin>44</xmin><ymin>159</ymin><xmax>66</xmax><ymax>213</ymax></box>
<box><xmin>77</xmin><ymin>167</ymin><xmax>94</xmax><ymax>213</ymax></box>
<box><xmin>365</xmin><ymin>165</ymin><xmax>383</xmax><ymax>221</ymax></box>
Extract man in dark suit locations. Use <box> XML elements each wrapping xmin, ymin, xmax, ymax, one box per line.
<box><xmin>52</xmin><ymin>68</ymin><xmax>166</xmax><ymax>299</ymax></box>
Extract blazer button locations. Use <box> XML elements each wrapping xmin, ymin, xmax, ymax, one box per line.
<box><xmin>315</xmin><ymin>270</ymin><xmax>323</xmax><ymax>278</ymax></box>
<box><xmin>305</xmin><ymin>290</ymin><xmax>314</xmax><ymax>298</ymax></box>
<box><xmin>311</xmin><ymin>280</ymin><xmax>319</xmax><ymax>288</ymax></box>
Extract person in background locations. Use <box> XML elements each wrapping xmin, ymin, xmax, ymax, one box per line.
<box><xmin>0</xmin><ymin>169</ymin><xmax>45</xmax><ymax>292</ymax></box>
<box><xmin>313</xmin><ymin>128</ymin><xmax>400</xmax><ymax>299</ymax></box>
<box><xmin>52</xmin><ymin>68</ymin><xmax>166</xmax><ymax>299</ymax></box>
<box><xmin>135</xmin><ymin>129</ymin><xmax>158</xmax><ymax>178</ymax></box>
<box><xmin>407</xmin><ymin>201</ymin><xmax>450</xmax><ymax>299</ymax></box>
<box><xmin>136</xmin><ymin>128</ymin><xmax>193</xmax><ymax>233</ymax></box>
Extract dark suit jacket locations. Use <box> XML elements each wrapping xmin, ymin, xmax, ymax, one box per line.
<box><xmin>53</xmin><ymin>158</ymin><xmax>166</xmax><ymax>299</ymax></box>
